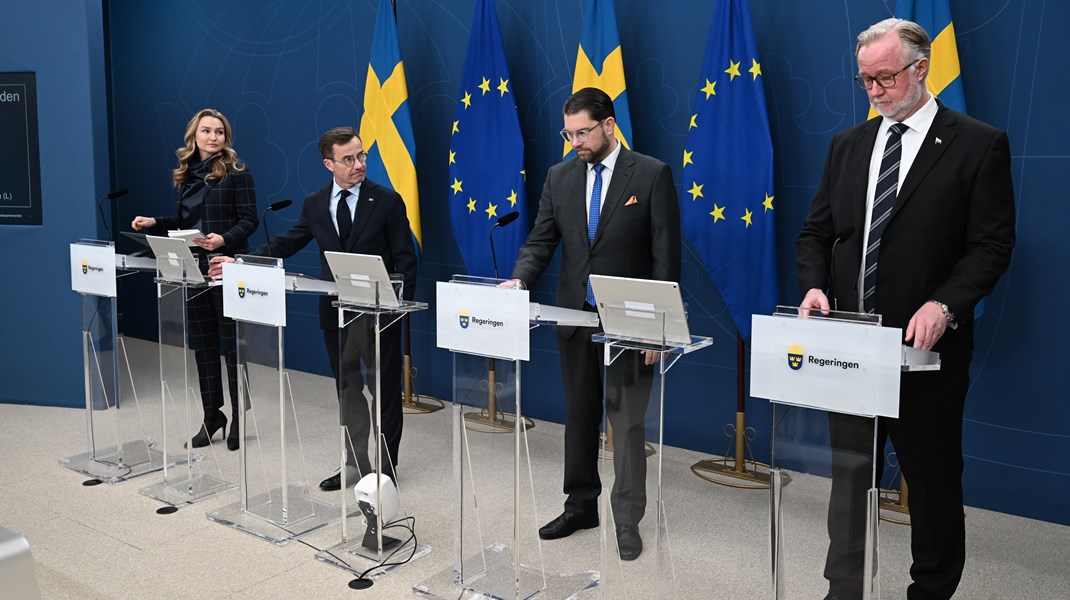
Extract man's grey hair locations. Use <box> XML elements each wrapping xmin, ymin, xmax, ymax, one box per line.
<box><xmin>856</xmin><ymin>18</ymin><xmax>932</xmax><ymax>68</ymax></box>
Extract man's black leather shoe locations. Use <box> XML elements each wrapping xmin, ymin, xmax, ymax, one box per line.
<box><xmin>538</xmin><ymin>512</ymin><xmax>599</xmax><ymax>540</ymax></box>
<box><xmin>319</xmin><ymin>473</ymin><xmax>342</xmax><ymax>491</ymax></box>
<box><xmin>616</xmin><ymin>524</ymin><xmax>642</xmax><ymax>561</ymax></box>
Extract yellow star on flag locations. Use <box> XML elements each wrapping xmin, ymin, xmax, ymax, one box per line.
<box><xmin>762</xmin><ymin>194</ymin><xmax>774</xmax><ymax>212</ymax></box>
<box><xmin>485</xmin><ymin>202</ymin><xmax>498</xmax><ymax>219</ymax></box>
<box><xmin>461</xmin><ymin>91</ymin><xmax>472</xmax><ymax>109</ymax></box>
<box><xmin>451</xmin><ymin>178</ymin><xmax>463</xmax><ymax>195</ymax></box>
<box><xmin>710</xmin><ymin>204</ymin><xmax>725</xmax><ymax>222</ymax></box>
<box><xmin>478</xmin><ymin>77</ymin><xmax>491</xmax><ymax>95</ymax></box>
<box><xmin>448</xmin><ymin>150</ymin><xmax>456</xmax><ymax>165</ymax></box>
<box><xmin>688</xmin><ymin>181</ymin><xmax>704</xmax><ymax>200</ymax></box>
<box><xmin>689</xmin><ymin>114</ymin><xmax>698</xmax><ymax>129</ymax></box>
<box><xmin>520</xmin><ymin>169</ymin><xmax>526</xmax><ymax>181</ymax></box>
<box><xmin>683</xmin><ymin>150</ymin><xmax>693</xmax><ymax>167</ymax></box>
<box><xmin>701</xmin><ymin>78</ymin><xmax>717</xmax><ymax>99</ymax></box>
<box><xmin>741</xmin><ymin>208</ymin><xmax>753</xmax><ymax>227</ymax></box>
<box><xmin>466</xmin><ymin>198</ymin><xmax>477</xmax><ymax>213</ymax></box>
<box><xmin>452</xmin><ymin>120</ymin><xmax>460</xmax><ymax>135</ymax></box>
<box><xmin>506</xmin><ymin>189</ymin><xmax>518</xmax><ymax>206</ymax></box>
<box><xmin>749</xmin><ymin>59</ymin><xmax>762</xmax><ymax>80</ymax></box>
<box><xmin>497</xmin><ymin>78</ymin><xmax>509</xmax><ymax>97</ymax></box>
<box><xmin>725</xmin><ymin>59</ymin><xmax>741</xmax><ymax>81</ymax></box>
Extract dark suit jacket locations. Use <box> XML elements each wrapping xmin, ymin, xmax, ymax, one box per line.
<box><xmin>512</xmin><ymin>147</ymin><xmax>681</xmax><ymax>338</ymax></box>
<box><xmin>255</xmin><ymin>178</ymin><xmax>418</xmax><ymax>330</ymax></box>
<box><xmin>797</xmin><ymin>102</ymin><xmax>1016</xmax><ymax>367</ymax></box>
<box><xmin>153</xmin><ymin>169</ymin><xmax>259</xmax><ymax>255</ymax></box>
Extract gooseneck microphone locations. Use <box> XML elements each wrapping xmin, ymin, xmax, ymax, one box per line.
<box><xmin>489</xmin><ymin>210</ymin><xmax>520</xmax><ymax>279</ymax></box>
<box><xmin>97</xmin><ymin>188</ymin><xmax>128</xmax><ymax>241</ymax></box>
<box><xmin>828</xmin><ymin>226</ymin><xmax>855</xmax><ymax>311</ymax></box>
<box><xmin>261</xmin><ymin>199</ymin><xmax>293</xmax><ymax>257</ymax></box>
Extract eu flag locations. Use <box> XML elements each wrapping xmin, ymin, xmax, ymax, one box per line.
<box><xmin>448</xmin><ymin>0</ymin><xmax>527</xmax><ymax>278</ymax></box>
<box><xmin>681</xmin><ymin>0</ymin><xmax>777</xmax><ymax>339</ymax></box>
<box><xmin>565</xmin><ymin>0</ymin><xmax>633</xmax><ymax>158</ymax></box>
<box><xmin>361</xmin><ymin>0</ymin><xmax>422</xmax><ymax>255</ymax></box>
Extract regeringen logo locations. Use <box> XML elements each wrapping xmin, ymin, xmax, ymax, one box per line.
<box><xmin>457</xmin><ymin>307</ymin><xmax>504</xmax><ymax>330</ymax></box>
<box><xmin>236</xmin><ymin>280</ymin><xmax>269</xmax><ymax>299</ymax></box>
<box><xmin>787</xmin><ymin>343</ymin><xmax>860</xmax><ymax>371</ymax></box>
<box><xmin>81</xmin><ymin>259</ymin><xmax>103</xmax><ymax>274</ymax></box>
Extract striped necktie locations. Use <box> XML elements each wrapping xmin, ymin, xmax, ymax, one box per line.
<box><xmin>586</xmin><ymin>163</ymin><xmax>605</xmax><ymax>306</ymax></box>
<box><xmin>863</xmin><ymin>123</ymin><xmax>908</xmax><ymax>314</ymax></box>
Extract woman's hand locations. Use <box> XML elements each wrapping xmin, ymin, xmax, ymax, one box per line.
<box><xmin>193</xmin><ymin>233</ymin><xmax>225</xmax><ymax>251</ymax></box>
<box><xmin>130</xmin><ymin>216</ymin><xmax>156</xmax><ymax>230</ymax></box>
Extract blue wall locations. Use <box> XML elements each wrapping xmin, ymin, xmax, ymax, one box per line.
<box><xmin>3</xmin><ymin>0</ymin><xmax>1061</xmax><ymax>525</ymax></box>
<box><xmin>0</xmin><ymin>1</ymin><xmax>110</xmax><ymax>407</ymax></box>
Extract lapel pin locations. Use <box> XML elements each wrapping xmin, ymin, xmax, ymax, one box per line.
<box><xmin>935</xmin><ymin>137</ymin><xmax>942</xmax><ymax>145</ymax></box>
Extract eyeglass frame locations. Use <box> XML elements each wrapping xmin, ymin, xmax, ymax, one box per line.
<box><xmin>329</xmin><ymin>152</ymin><xmax>368</xmax><ymax>167</ymax></box>
<box><xmin>559</xmin><ymin>118</ymin><xmax>608</xmax><ymax>143</ymax></box>
<box><xmin>853</xmin><ymin>59</ymin><xmax>921</xmax><ymax>90</ymax></box>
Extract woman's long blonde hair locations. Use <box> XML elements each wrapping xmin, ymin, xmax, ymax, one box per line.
<box><xmin>172</xmin><ymin>108</ymin><xmax>245</xmax><ymax>189</ymax></box>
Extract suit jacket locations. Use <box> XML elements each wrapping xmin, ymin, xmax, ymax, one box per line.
<box><xmin>797</xmin><ymin>102</ymin><xmax>1016</xmax><ymax>367</ymax></box>
<box><xmin>153</xmin><ymin>168</ymin><xmax>259</xmax><ymax>255</ymax></box>
<box><xmin>512</xmin><ymin>147</ymin><xmax>681</xmax><ymax>338</ymax></box>
<box><xmin>255</xmin><ymin>178</ymin><xmax>418</xmax><ymax>330</ymax></box>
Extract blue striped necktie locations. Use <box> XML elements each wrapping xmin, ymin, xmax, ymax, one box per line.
<box><xmin>863</xmin><ymin>123</ymin><xmax>907</xmax><ymax>314</ymax></box>
<box><xmin>586</xmin><ymin>163</ymin><xmax>605</xmax><ymax>306</ymax></box>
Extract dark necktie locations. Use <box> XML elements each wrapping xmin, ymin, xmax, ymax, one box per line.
<box><xmin>337</xmin><ymin>189</ymin><xmax>352</xmax><ymax>246</ymax></box>
<box><xmin>586</xmin><ymin>163</ymin><xmax>605</xmax><ymax>306</ymax></box>
<box><xmin>863</xmin><ymin>122</ymin><xmax>908</xmax><ymax>314</ymax></box>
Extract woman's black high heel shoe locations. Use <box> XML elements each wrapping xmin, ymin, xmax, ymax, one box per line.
<box><xmin>187</xmin><ymin>409</ymin><xmax>227</xmax><ymax>448</ymax></box>
<box><xmin>226</xmin><ymin>410</ymin><xmax>241</xmax><ymax>451</ymax></box>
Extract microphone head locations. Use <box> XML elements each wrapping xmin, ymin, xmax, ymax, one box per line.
<box><xmin>269</xmin><ymin>199</ymin><xmax>293</xmax><ymax>211</ymax></box>
<box><xmin>106</xmin><ymin>188</ymin><xmax>129</xmax><ymax>200</ymax></box>
<box><xmin>496</xmin><ymin>211</ymin><xmax>520</xmax><ymax>227</ymax></box>
<box><xmin>836</xmin><ymin>226</ymin><xmax>855</xmax><ymax>243</ymax></box>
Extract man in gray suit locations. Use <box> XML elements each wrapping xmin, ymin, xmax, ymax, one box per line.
<box><xmin>505</xmin><ymin>87</ymin><xmax>681</xmax><ymax>561</ymax></box>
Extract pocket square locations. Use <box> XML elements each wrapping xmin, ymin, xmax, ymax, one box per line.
<box><xmin>625</xmin><ymin>196</ymin><xmax>639</xmax><ymax>206</ymax></box>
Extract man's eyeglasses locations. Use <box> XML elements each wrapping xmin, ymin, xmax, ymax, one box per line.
<box><xmin>854</xmin><ymin>60</ymin><xmax>919</xmax><ymax>90</ymax></box>
<box><xmin>330</xmin><ymin>152</ymin><xmax>368</xmax><ymax>167</ymax></box>
<box><xmin>560</xmin><ymin>118</ymin><xmax>607</xmax><ymax>143</ymax></box>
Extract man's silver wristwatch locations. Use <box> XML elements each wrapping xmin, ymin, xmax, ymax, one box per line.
<box><xmin>928</xmin><ymin>300</ymin><xmax>957</xmax><ymax>329</ymax></box>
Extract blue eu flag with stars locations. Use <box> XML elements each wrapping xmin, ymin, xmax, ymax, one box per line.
<box><xmin>681</xmin><ymin>0</ymin><xmax>777</xmax><ymax>339</ymax></box>
<box><xmin>448</xmin><ymin>0</ymin><xmax>527</xmax><ymax>278</ymax></box>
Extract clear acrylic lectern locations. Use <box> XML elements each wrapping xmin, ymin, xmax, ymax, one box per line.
<box><xmin>752</xmin><ymin>306</ymin><xmax>940</xmax><ymax>600</ymax></box>
<box><xmin>315</xmin><ymin>264</ymin><xmax>430</xmax><ymax>579</ymax></box>
<box><xmin>414</xmin><ymin>275</ymin><xmax>604</xmax><ymax>600</ymax></box>
<box><xmin>206</xmin><ymin>256</ymin><xmax>339</xmax><ymax>543</ymax></box>
<box><xmin>139</xmin><ymin>238</ymin><xmax>234</xmax><ymax>506</ymax></box>
<box><xmin>61</xmin><ymin>240</ymin><xmax>164</xmax><ymax>483</ymax></box>
<box><xmin>590</xmin><ymin>286</ymin><xmax>713</xmax><ymax>599</ymax></box>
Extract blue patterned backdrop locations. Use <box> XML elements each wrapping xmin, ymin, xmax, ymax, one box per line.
<box><xmin>101</xmin><ymin>0</ymin><xmax>1068</xmax><ymax>525</ymax></box>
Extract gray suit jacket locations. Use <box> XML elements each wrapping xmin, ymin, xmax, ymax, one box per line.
<box><xmin>512</xmin><ymin>147</ymin><xmax>681</xmax><ymax>338</ymax></box>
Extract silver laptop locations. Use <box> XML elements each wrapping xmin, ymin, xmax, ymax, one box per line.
<box><xmin>145</xmin><ymin>235</ymin><xmax>204</xmax><ymax>284</ymax></box>
<box><xmin>324</xmin><ymin>251</ymin><xmax>399</xmax><ymax>308</ymax></box>
<box><xmin>589</xmin><ymin>274</ymin><xmax>691</xmax><ymax>345</ymax></box>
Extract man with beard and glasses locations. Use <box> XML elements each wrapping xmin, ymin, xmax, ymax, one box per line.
<box><xmin>796</xmin><ymin>19</ymin><xmax>1015</xmax><ymax>600</ymax></box>
<box><xmin>504</xmin><ymin>87</ymin><xmax>681</xmax><ymax>561</ymax></box>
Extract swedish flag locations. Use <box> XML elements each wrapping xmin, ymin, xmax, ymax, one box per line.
<box><xmin>361</xmin><ymin>0</ymin><xmax>422</xmax><ymax>254</ymax></box>
<box><xmin>565</xmin><ymin>0</ymin><xmax>633</xmax><ymax>157</ymax></box>
<box><xmin>869</xmin><ymin>0</ymin><xmax>967</xmax><ymax>118</ymax></box>
<box><xmin>681</xmin><ymin>0</ymin><xmax>777</xmax><ymax>339</ymax></box>
<box><xmin>448</xmin><ymin>0</ymin><xmax>527</xmax><ymax>278</ymax></box>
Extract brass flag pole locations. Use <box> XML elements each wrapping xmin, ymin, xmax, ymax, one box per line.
<box><xmin>691</xmin><ymin>333</ymin><xmax>771</xmax><ymax>489</ymax></box>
